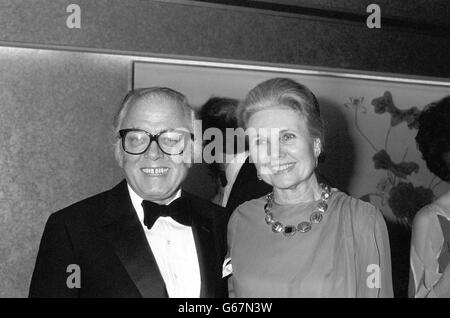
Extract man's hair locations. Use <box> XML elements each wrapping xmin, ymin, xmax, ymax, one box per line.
<box><xmin>415</xmin><ymin>96</ymin><xmax>450</xmax><ymax>182</ymax></box>
<box><xmin>199</xmin><ymin>96</ymin><xmax>240</xmax><ymax>148</ymax></box>
<box><xmin>200</xmin><ymin>97</ymin><xmax>239</xmax><ymax>132</ymax></box>
<box><xmin>114</xmin><ymin>87</ymin><xmax>195</xmax><ymax>135</ymax></box>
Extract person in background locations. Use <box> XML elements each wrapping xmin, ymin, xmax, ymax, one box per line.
<box><xmin>409</xmin><ymin>96</ymin><xmax>450</xmax><ymax>298</ymax></box>
<box><xmin>199</xmin><ymin>97</ymin><xmax>271</xmax><ymax>215</ymax></box>
<box><xmin>227</xmin><ymin>77</ymin><xmax>393</xmax><ymax>297</ymax></box>
<box><xmin>29</xmin><ymin>87</ymin><xmax>228</xmax><ymax>298</ymax></box>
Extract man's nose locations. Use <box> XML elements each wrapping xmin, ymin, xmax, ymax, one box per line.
<box><xmin>144</xmin><ymin>140</ymin><xmax>163</xmax><ymax>160</ymax></box>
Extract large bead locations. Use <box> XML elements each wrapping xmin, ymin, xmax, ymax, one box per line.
<box><xmin>283</xmin><ymin>225</ymin><xmax>297</xmax><ymax>237</ymax></box>
<box><xmin>321</xmin><ymin>191</ymin><xmax>330</xmax><ymax>200</ymax></box>
<box><xmin>310</xmin><ymin>211</ymin><xmax>323</xmax><ymax>224</ymax></box>
<box><xmin>317</xmin><ymin>201</ymin><xmax>328</xmax><ymax>213</ymax></box>
<box><xmin>297</xmin><ymin>221</ymin><xmax>312</xmax><ymax>233</ymax></box>
<box><xmin>272</xmin><ymin>221</ymin><xmax>284</xmax><ymax>233</ymax></box>
<box><xmin>265</xmin><ymin>213</ymin><xmax>274</xmax><ymax>224</ymax></box>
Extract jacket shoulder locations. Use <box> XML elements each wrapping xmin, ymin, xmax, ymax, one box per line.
<box><xmin>49</xmin><ymin>182</ymin><xmax>124</xmax><ymax>227</ymax></box>
<box><xmin>184</xmin><ymin>191</ymin><xmax>229</xmax><ymax>222</ymax></box>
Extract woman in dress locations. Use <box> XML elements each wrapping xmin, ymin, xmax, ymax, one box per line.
<box><xmin>227</xmin><ymin>77</ymin><xmax>393</xmax><ymax>297</ymax></box>
<box><xmin>409</xmin><ymin>96</ymin><xmax>450</xmax><ymax>298</ymax></box>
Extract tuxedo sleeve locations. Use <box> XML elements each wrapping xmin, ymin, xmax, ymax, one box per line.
<box><xmin>29</xmin><ymin>213</ymin><xmax>79</xmax><ymax>298</ymax></box>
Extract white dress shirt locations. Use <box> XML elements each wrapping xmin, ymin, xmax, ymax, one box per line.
<box><xmin>128</xmin><ymin>185</ymin><xmax>201</xmax><ymax>298</ymax></box>
<box><xmin>221</xmin><ymin>151</ymin><xmax>249</xmax><ymax>207</ymax></box>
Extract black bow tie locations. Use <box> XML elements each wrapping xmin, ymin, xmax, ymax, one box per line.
<box><xmin>141</xmin><ymin>196</ymin><xmax>191</xmax><ymax>229</ymax></box>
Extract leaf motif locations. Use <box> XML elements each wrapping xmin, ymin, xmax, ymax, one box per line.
<box><xmin>372</xmin><ymin>150</ymin><xmax>420</xmax><ymax>178</ymax></box>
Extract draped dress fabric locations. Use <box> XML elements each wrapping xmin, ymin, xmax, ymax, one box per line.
<box><xmin>409</xmin><ymin>204</ymin><xmax>450</xmax><ymax>298</ymax></box>
<box><xmin>227</xmin><ymin>190</ymin><xmax>393</xmax><ymax>298</ymax></box>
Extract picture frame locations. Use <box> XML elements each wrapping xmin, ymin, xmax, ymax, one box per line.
<box><xmin>133</xmin><ymin>57</ymin><xmax>450</xmax><ymax>224</ymax></box>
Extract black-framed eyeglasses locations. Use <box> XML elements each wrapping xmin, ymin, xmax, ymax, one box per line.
<box><xmin>119</xmin><ymin>129</ymin><xmax>194</xmax><ymax>155</ymax></box>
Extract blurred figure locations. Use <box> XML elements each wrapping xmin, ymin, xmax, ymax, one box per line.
<box><xmin>227</xmin><ymin>78</ymin><xmax>393</xmax><ymax>297</ymax></box>
<box><xmin>200</xmin><ymin>97</ymin><xmax>271</xmax><ymax>215</ymax></box>
<box><xmin>410</xmin><ymin>96</ymin><xmax>450</xmax><ymax>298</ymax></box>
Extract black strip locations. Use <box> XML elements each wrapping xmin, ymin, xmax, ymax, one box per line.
<box><xmin>194</xmin><ymin>0</ymin><xmax>450</xmax><ymax>34</ymax></box>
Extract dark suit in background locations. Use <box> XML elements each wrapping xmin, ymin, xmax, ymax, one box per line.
<box><xmin>225</xmin><ymin>157</ymin><xmax>272</xmax><ymax>216</ymax></box>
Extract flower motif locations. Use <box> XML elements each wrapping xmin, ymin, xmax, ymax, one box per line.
<box><xmin>344</xmin><ymin>97</ymin><xmax>367</xmax><ymax>113</ymax></box>
<box><xmin>372</xmin><ymin>91</ymin><xmax>395</xmax><ymax>114</ymax></box>
<box><xmin>402</xmin><ymin>107</ymin><xmax>421</xmax><ymax>129</ymax></box>
<box><xmin>376</xmin><ymin>177</ymin><xmax>392</xmax><ymax>193</ymax></box>
<box><xmin>372</xmin><ymin>150</ymin><xmax>419</xmax><ymax>178</ymax></box>
<box><xmin>388</xmin><ymin>182</ymin><xmax>434</xmax><ymax>225</ymax></box>
<box><xmin>371</xmin><ymin>91</ymin><xmax>421</xmax><ymax>129</ymax></box>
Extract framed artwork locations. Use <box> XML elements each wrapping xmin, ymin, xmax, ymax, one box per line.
<box><xmin>133</xmin><ymin>58</ymin><xmax>450</xmax><ymax>224</ymax></box>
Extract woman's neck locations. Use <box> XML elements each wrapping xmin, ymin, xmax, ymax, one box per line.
<box><xmin>273</xmin><ymin>174</ymin><xmax>322</xmax><ymax>205</ymax></box>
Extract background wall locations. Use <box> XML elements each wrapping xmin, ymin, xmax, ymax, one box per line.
<box><xmin>0</xmin><ymin>0</ymin><xmax>449</xmax><ymax>77</ymax></box>
<box><xmin>0</xmin><ymin>0</ymin><xmax>448</xmax><ymax>297</ymax></box>
<box><xmin>0</xmin><ymin>47</ymin><xmax>129</xmax><ymax>297</ymax></box>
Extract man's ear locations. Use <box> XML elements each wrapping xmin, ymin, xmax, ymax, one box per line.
<box><xmin>114</xmin><ymin>142</ymin><xmax>124</xmax><ymax>168</ymax></box>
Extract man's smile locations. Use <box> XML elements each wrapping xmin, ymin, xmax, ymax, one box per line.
<box><xmin>141</xmin><ymin>167</ymin><xmax>170</xmax><ymax>176</ymax></box>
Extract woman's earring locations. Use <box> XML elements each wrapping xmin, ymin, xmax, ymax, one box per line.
<box><xmin>257</xmin><ymin>174</ymin><xmax>262</xmax><ymax>181</ymax></box>
<box><xmin>314</xmin><ymin>140</ymin><xmax>321</xmax><ymax>157</ymax></box>
<box><xmin>314</xmin><ymin>139</ymin><xmax>321</xmax><ymax>168</ymax></box>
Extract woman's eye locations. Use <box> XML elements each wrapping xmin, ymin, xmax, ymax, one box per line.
<box><xmin>280</xmin><ymin>133</ymin><xmax>296</xmax><ymax>143</ymax></box>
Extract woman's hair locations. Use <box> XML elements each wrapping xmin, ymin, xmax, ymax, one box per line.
<box><xmin>415</xmin><ymin>96</ymin><xmax>450</xmax><ymax>182</ymax></box>
<box><xmin>237</xmin><ymin>77</ymin><xmax>325</xmax><ymax>148</ymax></box>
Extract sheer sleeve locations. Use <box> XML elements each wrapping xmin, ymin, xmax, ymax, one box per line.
<box><xmin>355</xmin><ymin>204</ymin><xmax>394</xmax><ymax>298</ymax></box>
<box><xmin>409</xmin><ymin>206</ymin><xmax>444</xmax><ymax>298</ymax></box>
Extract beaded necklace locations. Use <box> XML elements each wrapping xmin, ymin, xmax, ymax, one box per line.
<box><xmin>264</xmin><ymin>183</ymin><xmax>332</xmax><ymax>237</ymax></box>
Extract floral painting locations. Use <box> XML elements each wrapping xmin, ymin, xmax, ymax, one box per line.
<box><xmin>345</xmin><ymin>91</ymin><xmax>439</xmax><ymax>226</ymax></box>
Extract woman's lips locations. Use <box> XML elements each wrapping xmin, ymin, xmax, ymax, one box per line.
<box><xmin>272</xmin><ymin>163</ymin><xmax>295</xmax><ymax>174</ymax></box>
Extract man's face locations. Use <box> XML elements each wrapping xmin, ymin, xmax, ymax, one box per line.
<box><xmin>117</xmin><ymin>96</ymin><xmax>192</xmax><ymax>203</ymax></box>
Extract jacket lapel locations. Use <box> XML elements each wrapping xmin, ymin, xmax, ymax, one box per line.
<box><xmin>226</xmin><ymin>157</ymin><xmax>255</xmax><ymax>211</ymax></box>
<box><xmin>184</xmin><ymin>192</ymin><xmax>219</xmax><ymax>298</ymax></box>
<box><xmin>226</xmin><ymin>157</ymin><xmax>272</xmax><ymax>215</ymax></box>
<box><xmin>100</xmin><ymin>180</ymin><xmax>167</xmax><ymax>298</ymax></box>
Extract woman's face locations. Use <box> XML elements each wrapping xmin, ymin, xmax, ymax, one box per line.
<box><xmin>247</xmin><ymin>107</ymin><xmax>320</xmax><ymax>190</ymax></box>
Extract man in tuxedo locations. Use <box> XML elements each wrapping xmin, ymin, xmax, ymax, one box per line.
<box><xmin>29</xmin><ymin>87</ymin><xmax>229</xmax><ymax>298</ymax></box>
<box><xmin>199</xmin><ymin>97</ymin><xmax>271</xmax><ymax>215</ymax></box>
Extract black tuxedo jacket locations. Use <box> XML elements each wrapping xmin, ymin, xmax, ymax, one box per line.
<box><xmin>29</xmin><ymin>180</ymin><xmax>229</xmax><ymax>298</ymax></box>
<box><xmin>225</xmin><ymin>157</ymin><xmax>272</xmax><ymax>216</ymax></box>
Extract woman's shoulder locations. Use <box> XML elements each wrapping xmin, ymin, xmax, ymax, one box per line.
<box><xmin>332</xmin><ymin>191</ymin><xmax>380</xmax><ymax>216</ymax></box>
<box><xmin>330</xmin><ymin>190</ymin><xmax>385</xmax><ymax>229</ymax></box>
<box><xmin>412</xmin><ymin>204</ymin><xmax>439</xmax><ymax>231</ymax></box>
<box><xmin>227</xmin><ymin>196</ymin><xmax>267</xmax><ymax>237</ymax></box>
<box><xmin>232</xmin><ymin>195</ymin><xmax>267</xmax><ymax>217</ymax></box>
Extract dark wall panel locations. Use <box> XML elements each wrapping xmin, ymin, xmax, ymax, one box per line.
<box><xmin>0</xmin><ymin>0</ymin><xmax>449</xmax><ymax>77</ymax></box>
